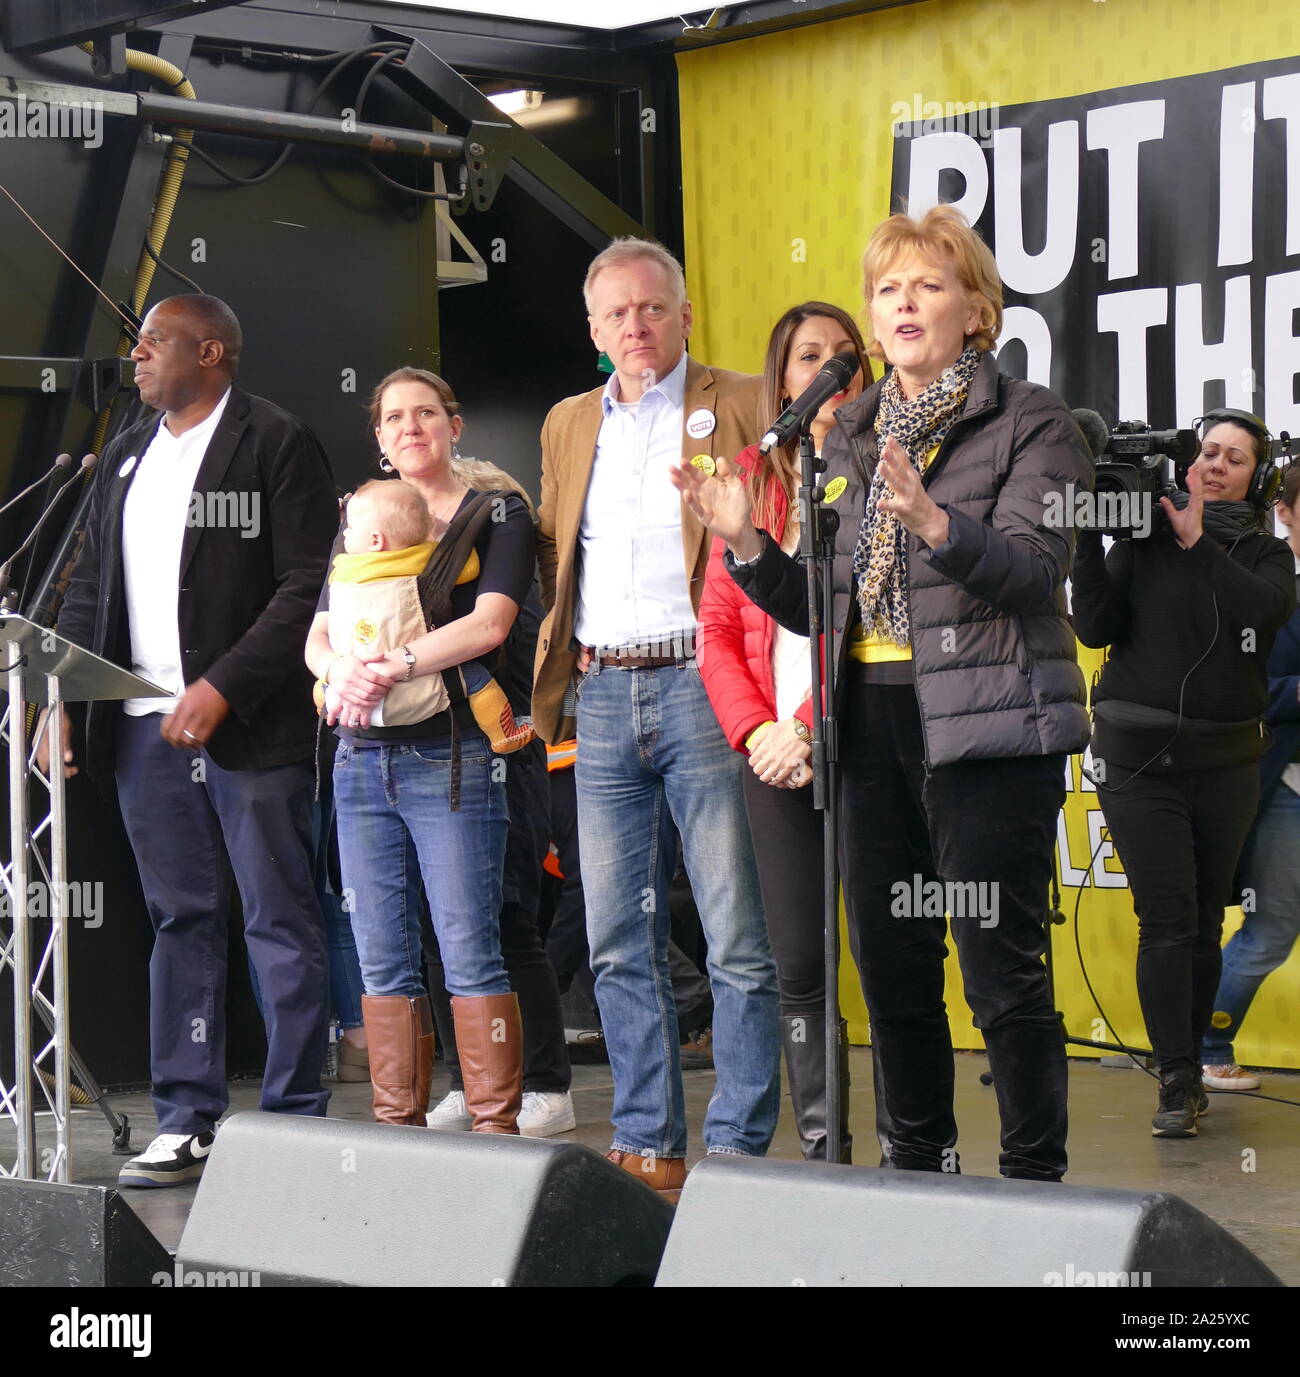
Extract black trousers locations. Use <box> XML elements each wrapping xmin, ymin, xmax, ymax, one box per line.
<box><xmin>839</xmin><ymin>679</ymin><xmax>1069</xmax><ymax>1180</ymax></box>
<box><xmin>741</xmin><ymin>767</ymin><xmax>825</xmax><ymax>1017</ymax></box>
<box><xmin>1097</xmin><ymin>761</ymin><xmax>1259</xmax><ymax>1076</ymax></box>
<box><xmin>114</xmin><ymin>711</ymin><xmax>330</xmax><ymax>1133</ymax></box>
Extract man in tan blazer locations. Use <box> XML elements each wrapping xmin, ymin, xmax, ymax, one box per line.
<box><xmin>533</xmin><ymin>237</ymin><xmax>780</xmax><ymax>1198</ymax></box>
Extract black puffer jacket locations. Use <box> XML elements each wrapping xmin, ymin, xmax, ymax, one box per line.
<box><xmin>728</xmin><ymin>351</ymin><xmax>1092</xmax><ymax>769</ymax></box>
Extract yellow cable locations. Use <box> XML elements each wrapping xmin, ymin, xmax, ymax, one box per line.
<box><xmin>78</xmin><ymin>44</ymin><xmax>197</xmax><ymax>450</ymax></box>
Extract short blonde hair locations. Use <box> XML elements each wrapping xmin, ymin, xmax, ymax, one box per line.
<box><xmin>861</xmin><ymin>205</ymin><xmax>1002</xmax><ymax>360</ymax></box>
<box><xmin>351</xmin><ymin>479</ymin><xmax>431</xmax><ymax>550</ymax></box>
<box><xmin>583</xmin><ymin>236</ymin><xmax>687</xmax><ymax>314</ymax></box>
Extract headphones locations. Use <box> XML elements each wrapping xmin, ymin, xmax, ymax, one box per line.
<box><xmin>1195</xmin><ymin>408</ymin><xmax>1281</xmax><ymax>509</ymax></box>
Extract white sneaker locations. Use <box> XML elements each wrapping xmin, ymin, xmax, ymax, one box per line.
<box><xmin>1202</xmin><ymin>1063</ymin><xmax>1261</xmax><ymax>1091</ymax></box>
<box><xmin>518</xmin><ymin>1091</ymin><xmax>576</xmax><ymax>1138</ymax></box>
<box><xmin>118</xmin><ymin>1131</ymin><xmax>215</xmax><ymax>1188</ymax></box>
<box><xmin>427</xmin><ymin>1089</ymin><xmax>472</xmax><ymax>1130</ymax></box>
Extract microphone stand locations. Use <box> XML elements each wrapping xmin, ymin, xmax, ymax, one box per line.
<box><xmin>796</xmin><ymin>418</ymin><xmax>843</xmax><ymax>1163</ymax></box>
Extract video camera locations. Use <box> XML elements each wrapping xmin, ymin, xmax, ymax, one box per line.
<box><xmin>1091</xmin><ymin>421</ymin><xmax>1200</xmax><ymax>538</ymax></box>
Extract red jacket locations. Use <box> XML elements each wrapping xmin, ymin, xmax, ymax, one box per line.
<box><xmin>697</xmin><ymin>446</ymin><xmax>816</xmax><ymax>752</ymax></box>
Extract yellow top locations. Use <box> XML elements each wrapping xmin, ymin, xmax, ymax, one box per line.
<box><xmin>329</xmin><ymin>542</ymin><xmax>479</xmax><ymax>586</ymax></box>
<box><xmin>849</xmin><ymin>443</ymin><xmax>940</xmax><ymax>663</ymax></box>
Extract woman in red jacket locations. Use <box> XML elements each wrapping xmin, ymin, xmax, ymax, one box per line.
<box><xmin>697</xmin><ymin>302</ymin><xmax>868</xmax><ymax>1160</ymax></box>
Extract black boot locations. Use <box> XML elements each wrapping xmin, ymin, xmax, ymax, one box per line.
<box><xmin>780</xmin><ymin>1014</ymin><xmax>852</xmax><ymax>1164</ymax></box>
<box><xmin>981</xmin><ymin>1017</ymin><xmax>1069</xmax><ymax>1178</ymax></box>
<box><xmin>1152</xmin><ymin>1065</ymin><xmax>1199</xmax><ymax>1138</ymax></box>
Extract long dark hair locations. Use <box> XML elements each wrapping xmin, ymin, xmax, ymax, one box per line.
<box><xmin>751</xmin><ymin>302</ymin><xmax>871</xmax><ymax>534</ymax></box>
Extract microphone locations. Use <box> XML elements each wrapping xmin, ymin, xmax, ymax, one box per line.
<box><xmin>0</xmin><ymin>453</ymin><xmax>73</xmax><ymax>520</ymax></box>
<box><xmin>0</xmin><ymin>454</ymin><xmax>97</xmax><ymax>611</ymax></box>
<box><xmin>759</xmin><ymin>351</ymin><xmax>861</xmax><ymax>455</ymax></box>
<box><xmin>1071</xmin><ymin>408</ymin><xmax>1109</xmax><ymax>460</ymax></box>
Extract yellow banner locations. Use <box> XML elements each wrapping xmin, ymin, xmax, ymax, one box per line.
<box><xmin>679</xmin><ymin>0</ymin><xmax>1300</xmax><ymax>1068</ymax></box>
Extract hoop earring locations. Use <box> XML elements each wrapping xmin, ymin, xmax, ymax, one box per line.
<box><xmin>378</xmin><ymin>450</ymin><xmax>394</xmax><ymax>474</ymax></box>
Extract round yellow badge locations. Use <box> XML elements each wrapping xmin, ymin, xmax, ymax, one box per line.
<box><xmin>1210</xmin><ymin>1011</ymin><xmax>1233</xmax><ymax>1030</ymax></box>
<box><xmin>355</xmin><ymin>618</ymin><xmax>377</xmax><ymax>646</ymax></box>
<box><xmin>824</xmin><ymin>475</ymin><xmax>847</xmax><ymax>503</ymax></box>
<box><xmin>690</xmin><ymin>454</ymin><xmax>716</xmax><ymax>477</ymax></box>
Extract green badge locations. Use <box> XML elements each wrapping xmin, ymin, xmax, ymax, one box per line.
<box><xmin>824</xmin><ymin>475</ymin><xmax>847</xmax><ymax>503</ymax></box>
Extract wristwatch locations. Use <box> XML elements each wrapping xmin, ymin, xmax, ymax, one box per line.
<box><xmin>792</xmin><ymin>720</ymin><xmax>812</xmax><ymax>744</ymax></box>
<box><xmin>397</xmin><ymin>646</ymin><xmax>416</xmax><ymax>682</ymax></box>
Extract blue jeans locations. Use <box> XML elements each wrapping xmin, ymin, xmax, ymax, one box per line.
<box><xmin>1202</xmin><ymin>785</ymin><xmax>1300</xmax><ymax>1065</ymax></box>
<box><xmin>332</xmin><ymin>740</ymin><xmax>510</xmax><ymax>998</ymax></box>
<box><xmin>576</xmin><ymin>661</ymin><xmax>780</xmax><ymax>1158</ymax></box>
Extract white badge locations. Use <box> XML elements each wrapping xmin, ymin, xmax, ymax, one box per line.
<box><xmin>118</xmin><ymin>456</ymin><xmax>138</xmax><ymax>479</ymax></box>
<box><xmin>686</xmin><ymin>407</ymin><xmax>716</xmax><ymax>440</ymax></box>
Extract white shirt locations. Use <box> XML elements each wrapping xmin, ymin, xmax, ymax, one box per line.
<box><xmin>121</xmin><ymin>390</ymin><xmax>231</xmax><ymax>715</ymax></box>
<box><xmin>1283</xmin><ymin>553</ymin><xmax>1300</xmax><ymax>797</ymax></box>
<box><xmin>772</xmin><ymin>517</ymin><xmax>812</xmax><ymax>720</ymax></box>
<box><xmin>573</xmin><ymin>352</ymin><xmax>696</xmax><ymax>648</ymax></box>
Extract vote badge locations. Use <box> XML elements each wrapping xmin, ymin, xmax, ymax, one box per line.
<box><xmin>686</xmin><ymin>408</ymin><xmax>716</xmax><ymax>440</ymax></box>
<box><xmin>824</xmin><ymin>475</ymin><xmax>847</xmax><ymax>503</ymax></box>
<box><xmin>690</xmin><ymin>454</ymin><xmax>716</xmax><ymax>477</ymax></box>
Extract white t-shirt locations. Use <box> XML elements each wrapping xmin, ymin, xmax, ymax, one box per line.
<box><xmin>771</xmin><ymin>516</ymin><xmax>812</xmax><ymax>722</ymax></box>
<box><xmin>121</xmin><ymin>390</ymin><xmax>231</xmax><ymax>715</ymax></box>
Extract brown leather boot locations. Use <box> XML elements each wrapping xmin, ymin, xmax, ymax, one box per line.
<box><xmin>361</xmin><ymin>994</ymin><xmax>434</xmax><ymax>1127</ymax></box>
<box><xmin>451</xmin><ymin>992</ymin><xmax>523</xmax><ymax>1134</ymax></box>
<box><xmin>605</xmin><ymin>1149</ymin><xmax>688</xmax><ymax>1204</ymax></box>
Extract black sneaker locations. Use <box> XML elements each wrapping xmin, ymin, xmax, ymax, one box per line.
<box><xmin>1151</xmin><ymin>1073</ymin><xmax>1198</xmax><ymax>1138</ymax></box>
<box><xmin>1191</xmin><ymin>1072</ymin><xmax>1209</xmax><ymax>1119</ymax></box>
<box><xmin>118</xmin><ymin>1131</ymin><xmax>215</xmax><ymax>1188</ymax></box>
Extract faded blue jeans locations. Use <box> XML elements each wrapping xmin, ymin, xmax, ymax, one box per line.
<box><xmin>332</xmin><ymin>739</ymin><xmax>511</xmax><ymax>998</ymax></box>
<box><xmin>1202</xmin><ymin>785</ymin><xmax>1300</xmax><ymax>1065</ymax></box>
<box><xmin>576</xmin><ymin>660</ymin><xmax>780</xmax><ymax>1158</ymax></box>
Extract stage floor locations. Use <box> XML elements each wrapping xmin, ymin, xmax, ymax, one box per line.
<box><xmin>11</xmin><ymin>1049</ymin><xmax>1300</xmax><ymax>1285</ymax></box>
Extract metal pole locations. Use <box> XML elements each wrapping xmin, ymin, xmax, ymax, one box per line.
<box><xmin>798</xmin><ymin>423</ymin><xmax>843</xmax><ymax>1164</ymax></box>
<box><xmin>138</xmin><ymin>92</ymin><xmax>465</xmax><ymax>162</ymax></box>
<box><xmin>8</xmin><ymin>648</ymin><xmax>33</xmax><ymax>1178</ymax></box>
<box><xmin>48</xmin><ymin>677</ymin><xmax>70</xmax><ymax>1183</ymax></box>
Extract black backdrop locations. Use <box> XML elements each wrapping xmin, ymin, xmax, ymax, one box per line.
<box><xmin>0</xmin><ymin>6</ymin><xmax>673</xmax><ymax>1089</ymax></box>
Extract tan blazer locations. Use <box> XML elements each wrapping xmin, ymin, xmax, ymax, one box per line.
<box><xmin>532</xmin><ymin>356</ymin><xmax>764</xmax><ymax>744</ymax></box>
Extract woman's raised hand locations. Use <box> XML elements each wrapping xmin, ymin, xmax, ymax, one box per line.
<box><xmin>1160</xmin><ymin>459</ymin><xmax>1205</xmax><ymax>551</ymax></box>
<box><xmin>669</xmin><ymin>454</ymin><xmax>762</xmax><ymax>559</ymax></box>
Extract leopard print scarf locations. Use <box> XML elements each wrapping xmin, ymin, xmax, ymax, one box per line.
<box><xmin>851</xmin><ymin>346</ymin><xmax>981</xmax><ymax>645</ymax></box>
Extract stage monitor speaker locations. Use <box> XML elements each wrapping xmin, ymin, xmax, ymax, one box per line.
<box><xmin>0</xmin><ymin>1179</ymin><xmax>171</xmax><ymax>1286</ymax></box>
<box><xmin>656</xmin><ymin>1155</ymin><xmax>1283</xmax><ymax>1287</ymax></box>
<box><xmin>177</xmin><ymin>1112</ymin><xmax>673</xmax><ymax>1286</ymax></box>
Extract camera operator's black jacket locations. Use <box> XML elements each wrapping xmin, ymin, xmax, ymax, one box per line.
<box><xmin>727</xmin><ymin>350</ymin><xmax>1092</xmax><ymax>769</ymax></box>
<box><xmin>1072</xmin><ymin>522</ymin><xmax>1296</xmax><ymax>753</ymax></box>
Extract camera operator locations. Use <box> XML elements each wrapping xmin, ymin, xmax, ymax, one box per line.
<box><xmin>1072</xmin><ymin>409</ymin><xmax>1296</xmax><ymax>1138</ymax></box>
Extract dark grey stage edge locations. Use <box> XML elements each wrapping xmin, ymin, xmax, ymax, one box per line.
<box><xmin>177</xmin><ymin>1111</ymin><xmax>673</xmax><ymax>1287</ymax></box>
<box><xmin>656</xmin><ymin>1155</ymin><xmax>1283</xmax><ymax>1287</ymax></box>
<box><xmin>0</xmin><ymin>1180</ymin><xmax>171</xmax><ymax>1286</ymax></box>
